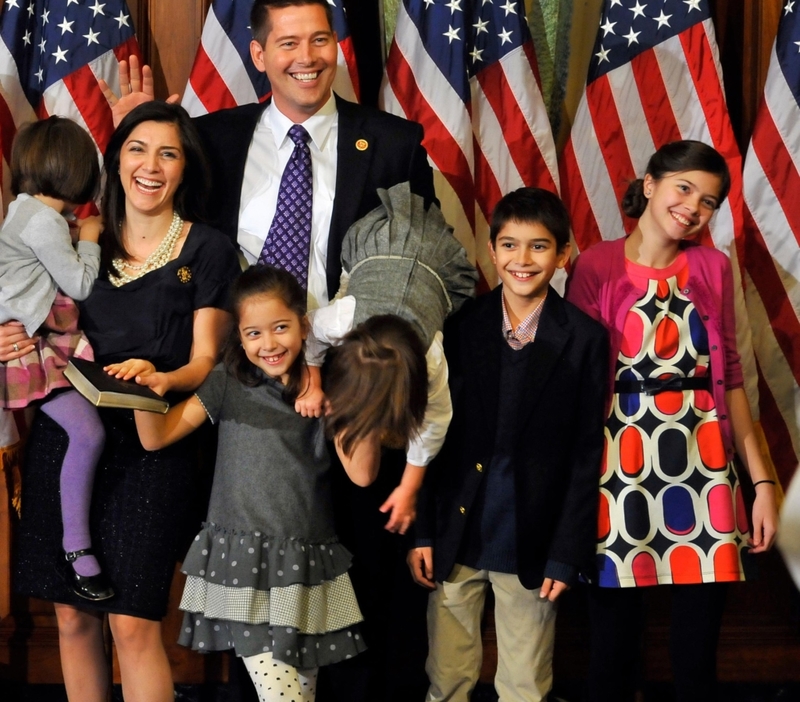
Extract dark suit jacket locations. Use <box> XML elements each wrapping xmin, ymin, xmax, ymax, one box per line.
<box><xmin>194</xmin><ymin>95</ymin><xmax>436</xmax><ymax>298</ymax></box>
<box><xmin>416</xmin><ymin>286</ymin><xmax>609</xmax><ymax>590</ymax></box>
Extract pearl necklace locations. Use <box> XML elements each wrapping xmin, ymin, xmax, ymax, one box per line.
<box><xmin>110</xmin><ymin>212</ymin><xmax>183</xmax><ymax>287</ymax></box>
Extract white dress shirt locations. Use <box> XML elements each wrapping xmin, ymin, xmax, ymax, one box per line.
<box><xmin>238</xmin><ymin>95</ymin><xmax>339</xmax><ymax>311</ymax></box>
<box><xmin>308</xmin><ymin>297</ymin><xmax>452</xmax><ymax>468</ymax></box>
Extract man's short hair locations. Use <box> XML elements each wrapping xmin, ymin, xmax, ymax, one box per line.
<box><xmin>250</xmin><ymin>0</ymin><xmax>334</xmax><ymax>45</ymax></box>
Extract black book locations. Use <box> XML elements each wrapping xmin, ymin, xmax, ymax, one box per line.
<box><xmin>64</xmin><ymin>358</ymin><xmax>169</xmax><ymax>414</ymax></box>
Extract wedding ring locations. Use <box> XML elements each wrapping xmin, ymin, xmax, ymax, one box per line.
<box><xmin>12</xmin><ymin>343</ymin><xmax>19</xmax><ymax>352</ymax></box>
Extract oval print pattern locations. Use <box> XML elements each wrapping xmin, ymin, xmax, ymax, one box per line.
<box><xmin>596</xmin><ymin>263</ymin><xmax>749</xmax><ymax>589</ymax></box>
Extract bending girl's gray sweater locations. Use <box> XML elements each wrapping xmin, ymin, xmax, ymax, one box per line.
<box><xmin>0</xmin><ymin>194</ymin><xmax>100</xmax><ymax>335</ymax></box>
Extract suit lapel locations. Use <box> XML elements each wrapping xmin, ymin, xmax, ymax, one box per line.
<box><xmin>328</xmin><ymin>96</ymin><xmax>373</xmax><ymax>295</ymax></box>
<box><xmin>468</xmin><ymin>289</ymin><xmax>504</xmax><ymax>430</ymax></box>
<box><xmin>516</xmin><ymin>290</ymin><xmax>570</xmax><ymax>428</ymax></box>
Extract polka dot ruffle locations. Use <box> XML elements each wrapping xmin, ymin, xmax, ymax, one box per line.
<box><xmin>178</xmin><ymin>613</ymin><xmax>367</xmax><ymax>668</ymax></box>
<box><xmin>182</xmin><ymin>522</ymin><xmax>351</xmax><ymax>589</ymax></box>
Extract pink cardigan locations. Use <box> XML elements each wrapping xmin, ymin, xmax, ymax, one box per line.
<box><xmin>566</xmin><ymin>237</ymin><xmax>743</xmax><ymax>459</ymax></box>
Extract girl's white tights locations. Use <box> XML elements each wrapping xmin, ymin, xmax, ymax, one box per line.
<box><xmin>242</xmin><ymin>650</ymin><xmax>319</xmax><ymax>702</ymax></box>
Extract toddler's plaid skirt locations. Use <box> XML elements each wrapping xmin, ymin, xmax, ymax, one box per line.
<box><xmin>0</xmin><ymin>292</ymin><xmax>94</xmax><ymax>409</ymax></box>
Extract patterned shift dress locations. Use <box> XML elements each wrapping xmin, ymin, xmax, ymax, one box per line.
<box><xmin>596</xmin><ymin>254</ymin><xmax>751</xmax><ymax>588</ymax></box>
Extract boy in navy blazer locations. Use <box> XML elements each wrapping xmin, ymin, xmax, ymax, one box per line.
<box><xmin>409</xmin><ymin>188</ymin><xmax>609</xmax><ymax>702</ymax></box>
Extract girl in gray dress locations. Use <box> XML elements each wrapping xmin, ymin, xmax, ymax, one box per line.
<box><xmin>134</xmin><ymin>265</ymin><xmax>403</xmax><ymax>702</ymax></box>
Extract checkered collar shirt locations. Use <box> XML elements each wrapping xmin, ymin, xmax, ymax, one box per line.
<box><xmin>501</xmin><ymin>292</ymin><xmax>547</xmax><ymax>350</ymax></box>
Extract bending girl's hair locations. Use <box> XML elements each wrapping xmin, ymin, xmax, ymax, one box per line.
<box><xmin>11</xmin><ymin>116</ymin><xmax>99</xmax><ymax>203</ymax></box>
<box><xmin>324</xmin><ymin>315</ymin><xmax>428</xmax><ymax>458</ymax></box>
<box><xmin>223</xmin><ymin>265</ymin><xmax>308</xmax><ymax>403</ymax></box>
<box><xmin>621</xmin><ymin>140</ymin><xmax>731</xmax><ymax>219</ymax></box>
<box><xmin>101</xmin><ymin>101</ymin><xmax>212</xmax><ymax>274</ymax></box>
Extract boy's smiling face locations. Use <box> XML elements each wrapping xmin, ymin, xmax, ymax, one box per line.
<box><xmin>489</xmin><ymin>220</ymin><xmax>570</xmax><ymax>316</ymax></box>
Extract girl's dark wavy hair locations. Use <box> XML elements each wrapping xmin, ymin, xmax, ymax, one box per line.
<box><xmin>101</xmin><ymin>101</ymin><xmax>211</xmax><ymax>276</ymax></box>
<box><xmin>621</xmin><ymin>140</ymin><xmax>731</xmax><ymax>219</ymax></box>
<box><xmin>324</xmin><ymin>315</ymin><xmax>428</xmax><ymax>457</ymax></box>
<box><xmin>223</xmin><ymin>265</ymin><xmax>308</xmax><ymax>404</ymax></box>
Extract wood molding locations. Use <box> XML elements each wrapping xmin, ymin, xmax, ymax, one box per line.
<box><xmin>741</xmin><ymin>0</ymin><xmax>782</xmax><ymax>143</ymax></box>
<box><xmin>125</xmin><ymin>0</ymin><xmax>210</xmax><ymax>100</ymax></box>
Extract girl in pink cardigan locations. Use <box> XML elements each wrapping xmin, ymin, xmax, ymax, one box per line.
<box><xmin>567</xmin><ymin>140</ymin><xmax>778</xmax><ymax>702</ymax></box>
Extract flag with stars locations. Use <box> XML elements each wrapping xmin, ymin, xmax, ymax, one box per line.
<box><xmin>741</xmin><ymin>2</ymin><xmax>800</xmax><ymax>483</ymax></box>
<box><xmin>559</xmin><ymin>0</ymin><xmax>784</xmax><ymax>483</ymax></box>
<box><xmin>380</xmin><ymin>0</ymin><xmax>559</xmax><ymax>289</ymax></box>
<box><xmin>182</xmin><ymin>0</ymin><xmax>359</xmax><ymax>117</ymax></box>
<box><xmin>0</xmin><ymin>0</ymin><xmax>140</xmax><ymax>207</ymax></box>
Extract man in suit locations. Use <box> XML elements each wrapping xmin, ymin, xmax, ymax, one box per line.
<box><xmin>107</xmin><ymin>0</ymin><xmax>435</xmax><ymax>311</ymax></box>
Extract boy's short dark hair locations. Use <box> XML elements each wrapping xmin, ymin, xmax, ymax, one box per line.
<box><xmin>11</xmin><ymin>116</ymin><xmax>99</xmax><ymax>204</ymax></box>
<box><xmin>489</xmin><ymin>187</ymin><xmax>571</xmax><ymax>251</ymax></box>
<box><xmin>250</xmin><ymin>0</ymin><xmax>334</xmax><ymax>45</ymax></box>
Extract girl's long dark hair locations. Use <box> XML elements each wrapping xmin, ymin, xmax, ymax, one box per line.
<box><xmin>324</xmin><ymin>315</ymin><xmax>428</xmax><ymax>457</ymax></box>
<box><xmin>621</xmin><ymin>140</ymin><xmax>731</xmax><ymax>219</ymax></box>
<box><xmin>101</xmin><ymin>101</ymin><xmax>212</xmax><ymax>276</ymax></box>
<box><xmin>223</xmin><ymin>265</ymin><xmax>308</xmax><ymax>404</ymax></box>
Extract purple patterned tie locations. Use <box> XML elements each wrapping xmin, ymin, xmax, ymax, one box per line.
<box><xmin>258</xmin><ymin>124</ymin><xmax>313</xmax><ymax>288</ymax></box>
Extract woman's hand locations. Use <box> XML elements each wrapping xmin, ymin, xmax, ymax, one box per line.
<box><xmin>749</xmin><ymin>482</ymin><xmax>778</xmax><ymax>553</ymax></box>
<box><xmin>104</xmin><ymin>358</ymin><xmax>156</xmax><ymax>381</ymax></box>
<box><xmin>0</xmin><ymin>321</ymin><xmax>37</xmax><ymax>361</ymax></box>
<box><xmin>98</xmin><ymin>55</ymin><xmax>179</xmax><ymax>128</ymax></box>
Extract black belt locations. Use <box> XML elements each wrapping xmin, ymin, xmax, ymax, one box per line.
<box><xmin>614</xmin><ymin>376</ymin><xmax>710</xmax><ymax>396</ymax></box>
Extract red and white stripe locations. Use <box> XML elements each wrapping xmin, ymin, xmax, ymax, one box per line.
<box><xmin>742</xmin><ymin>37</ymin><xmax>800</xmax><ymax>483</ymax></box>
<box><xmin>381</xmin><ymin>1</ymin><xmax>558</xmax><ymax>290</ymax></box>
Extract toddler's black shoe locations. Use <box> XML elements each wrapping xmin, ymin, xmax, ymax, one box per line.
<box><xmin>64</xmin><ymin>549</ymin><xmax>115</xmax><ymax>601</ymax></box>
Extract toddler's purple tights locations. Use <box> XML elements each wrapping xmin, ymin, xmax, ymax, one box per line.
<box><xmin>40</xmin><ymin>390</ymin><xmax>106</xmax><ymax>577</ymax></box>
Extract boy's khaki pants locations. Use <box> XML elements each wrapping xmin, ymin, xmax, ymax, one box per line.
<box><xmin>424</xmin><ymin>563</ymin><xmax>557</xmax><ymax>702</ymax></box>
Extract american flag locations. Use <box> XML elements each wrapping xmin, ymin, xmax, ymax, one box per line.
<box><xmin>557</xmin><ymin>0</ymin><xmax>783</xmax><ymax>479</ymax></box>
<box><xmin>0</xmin><ymin>0</ymin><xmax>139</xmax><ymax>205</ymax></box>
<box><xmin>380</xmin><ymin>0</ymin><xmax>559</xmax><ymax>288</ymax></box>
<box><xmin>182</xmin><ymin>0</ymin><xmax>359</xmax><ymax>118</ymax></box>
<box><xmin>741</xmin><ymin>2</ymin><xmax>800</xmax><ymax>484</ymax></box>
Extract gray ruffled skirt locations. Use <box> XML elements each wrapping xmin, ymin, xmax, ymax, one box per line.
<box><xmin>178</xmin><ymin>522</ymin><xmax>367</xmax><ymax>667</ymax></box>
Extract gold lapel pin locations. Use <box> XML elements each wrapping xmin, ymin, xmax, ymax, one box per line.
<box><xmin>355</xmin><ymin>138</ymin><xmax>369</xmax><ymax>151</ymax></box>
